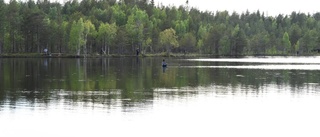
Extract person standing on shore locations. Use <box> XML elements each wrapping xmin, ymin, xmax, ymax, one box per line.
<box><xmin>136</xmin><ymin>48</ymin><xmax>140</xmax><ymax>56</ymax></box>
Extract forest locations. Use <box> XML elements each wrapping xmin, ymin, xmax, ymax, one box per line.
<box><xmin>1</xmin><ymin>0</ymin><xmax>320</xmax><ymax>56</ymax></box>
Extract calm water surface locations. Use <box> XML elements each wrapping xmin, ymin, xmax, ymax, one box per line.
<box><xmin>1</xmin><ymin>56</ymin><xmax>320</xmax><ymax>137</ymax></box>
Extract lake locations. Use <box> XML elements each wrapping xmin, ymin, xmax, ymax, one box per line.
<box><xmin>1</xmin><ymin>56</ymin><xmax>320</xmax><ymax>137</ymax></box>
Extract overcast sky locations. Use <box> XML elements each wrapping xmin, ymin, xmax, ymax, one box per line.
<box><xmin>155</xmin><ymin>0</ymin><xmax>320</xmax><ymax>16</ymax></box>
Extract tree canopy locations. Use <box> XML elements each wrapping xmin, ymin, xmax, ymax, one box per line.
<box><xmin>0</xmin><ymin>0</ymin><xmax>320</xmax><ymax>56</ymax></box>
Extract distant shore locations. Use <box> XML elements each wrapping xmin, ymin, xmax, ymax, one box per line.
<box><xmin>0</xmin><ymin>53</ymin><xmax>208</xmax><ymax>58</ymax></box>
<box><xmin>0</xmin><ymin>53</ymin><xmax>318</xmax><ymax>58</ymax></box>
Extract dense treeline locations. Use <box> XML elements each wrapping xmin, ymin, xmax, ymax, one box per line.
<box><xmin>1</xmin><ymin>0</ymin><xmax>320</xmax><ymax>56</ymax></box>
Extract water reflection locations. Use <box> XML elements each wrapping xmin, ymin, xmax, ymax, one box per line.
<box><xmin>162</xmin><ymin>66</ymin><xmax>167</xmax><ymax>73</ymax></box>
<box><xmin>0</xmin><ymin>57</ymin><xmax>320</xmax><ymax>111</ymax></box>
<box><xmin>187</xmin><ymin>56</ymin><xmax>320</xmax><ymax>63</ymax></box>
<box><xmin>2</xmin><ymin>57</ymin><xmax>320</xmax><ymax>137</ymax></box>
<box><xmin>181</xmin><ymin>64</ymin><xmax>320</xmax><ymax>70</ymax></box>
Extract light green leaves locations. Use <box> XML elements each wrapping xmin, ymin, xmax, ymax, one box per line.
<box><xmin>159</xmin><ymin>28</ymin><xmax>179</xmax><ymax>53</ymax></box>
<box><xmin>98</xmin><ymin>22</ymin><xmax>117</xmax><ymax>55</ymax></box>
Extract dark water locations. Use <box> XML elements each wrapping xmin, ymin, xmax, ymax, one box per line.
<box><xmin>1</xmin><ymin>56</ymin><xmax>320</xmax><ymax>137</ymax></box>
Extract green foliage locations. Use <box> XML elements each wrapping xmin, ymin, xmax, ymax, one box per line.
<box><xmin>159</xmin><ymin>28</ymin><xmax>179</xmax><ymax>54</ymax></box>
<box><xmin>289</xmin><ymin>24</ymin><xmax>302</xmax><ymax>50</ymax></box>
<box><xmin>142</xmin><ymin>37</ymin><xmax>152</xmax><ymax>54</ymax></box>
<box><xmin>300</xmin><ymin>29</ymin><xmax>318</xmax><ymax>53</ymax></box>
<box><xmin>0</xmin><ymin>0</ymin><xmax>320</xmax><ymax>55</ymax></box>
<box><xmin>7</xmin><ymin>0</ymin><xmax>21</xmax><ymax>53</ymax></box>
<box><xmin>204</xmin><ymin>23</ymin><xmax>226</xmax><ymax>54</ymax></box>
<box><xmin>179</xmin><ymin>32</ymin><xmax>196</xmax><ymax>52</ymax></box>
<box><xmin>110</xmin><ymin>4</ymin><xmax>127</xmax><ymax>26</ymax></box>
<box><xmin>249</xmin><ymin>31</ymin><xmax>270</xmax><ymax>55</ymax></box>
<box><xmin>174</xmin><ymin>19</ymin><xmax>189</xmax><ymax>37</ymax></box>
<box><xmin>282</xmin><ymin>32</ymin><xmax>291</xmax><ymax>54</ymax></box>
<box><xmin>0</xmin><ymin>0</ymin><xmax>6</xmax><ymax>53</ymax></box>
<box><xmin>98</xmin><ymin>22</ymin><xmax>117</xmax><ymax>55</ymax></box>
<box><xmin>219</xmin><ymin>35</ymin><xmax>231</xmax><ymax>55</ymax></box>
<box><xmin>83</xmin><ymin>20</ymin><xmax>96</xmax><ymax>54</ymax></box>
<box><xmin>231</xmin><ymin>25</ymin><xmax>248</xmax><ymax>55</ymax></box>
<box><xmin>115</xmin><ymin>26</ymin><xmax>129</xmax><ymax>54</ymax></box>
<box><xmin>125</xmin><ymin>6</ymin><xmax>149</xmax><ymax>52</ymax></box>
<box><xmin>69</xmin><ymin>18</ymin><xmax>84</xmax><ymax>55</ymax></box>
<box><xmin>295</xmin><ymin>40</ymin><xmax>300</xmax><ymax>53</ymax></box>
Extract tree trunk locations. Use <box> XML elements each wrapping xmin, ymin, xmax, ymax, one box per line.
<box><xmin>12</xmin><ymin>31</ymin><xmax>15</xmax><ymax>53</ymax></box>
<box><xmin>84</xmin><ymin>34</ymin><xmax>88</xmax><ymax>56</ymax></box>
<box><xmin>104</xmin><ymin>45</ymin><xmax>107</xmax><ymax>55</ymax></box>
<box><xmin>107</xmin><ymin>45</ymin><xmax>109</xmax><ymax>55</ymax></box>
<box><xmin>102</xmin><ymin>37</ymin><xmax>106</xmax><ymax>55</ymax></box>
<box><xmin>131</xmin><ymin>40</ymin><xmax>134</xmax><ymax>54</ymax></box>
<box><xmin>166</xmin><ymin>45</ymin><xmax>170</xmax><ymax>55</ymax></box>
<box><xmin>0</xmin><ymin>40</ymin><xmax>2</xmax><ymax>54</ymax></box>
<box><xmin>77</xmin><ymin>43</ymin><xmax>80</xmax><ymax>56</ymax></box>
<box><xmin>37</xmin><ymin>25</ymin><xmax>40</xmax><ymax>53</ymax></box>
<box><xmin>77</xmin><ymin>49</ymin><xmax>80</xmax><ymax>56</ymax></box>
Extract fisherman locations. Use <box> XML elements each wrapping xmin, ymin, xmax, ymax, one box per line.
<box><xmin>44</xmin><ymin>48</ymin><xmax>48</xmax><ymax>55</ymax></box>
<box><xmin>162</xmin><ymin>59</ymin><xmax>167</xmax><ymax>67</ymax></box>
<box><xmin>136</xmin><ymin>48</ymin><xmax>140</xmax><ymax>56</ymax></box>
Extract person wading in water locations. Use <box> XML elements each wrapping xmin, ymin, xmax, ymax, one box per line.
<box><xmin>162</xmin><ymin>59</ymin><xmax>167</xmax><ymax>67</ymax></box>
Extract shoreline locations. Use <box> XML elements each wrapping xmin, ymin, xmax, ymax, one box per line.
<box><xmin>0</xmin><ymin>53</ymin><xmax>318</xmax><ymax>58</ymax></box>
<box><xmin>0</xmin><ymin>53</ymin><xmax>210</xmax><ymax>58</ymax></box>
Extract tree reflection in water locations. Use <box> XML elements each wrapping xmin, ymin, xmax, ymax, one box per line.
<box><xmin>0</xmin><ymin>57</ymin><xmax>320</xmax><ymax>111</ymax></box>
